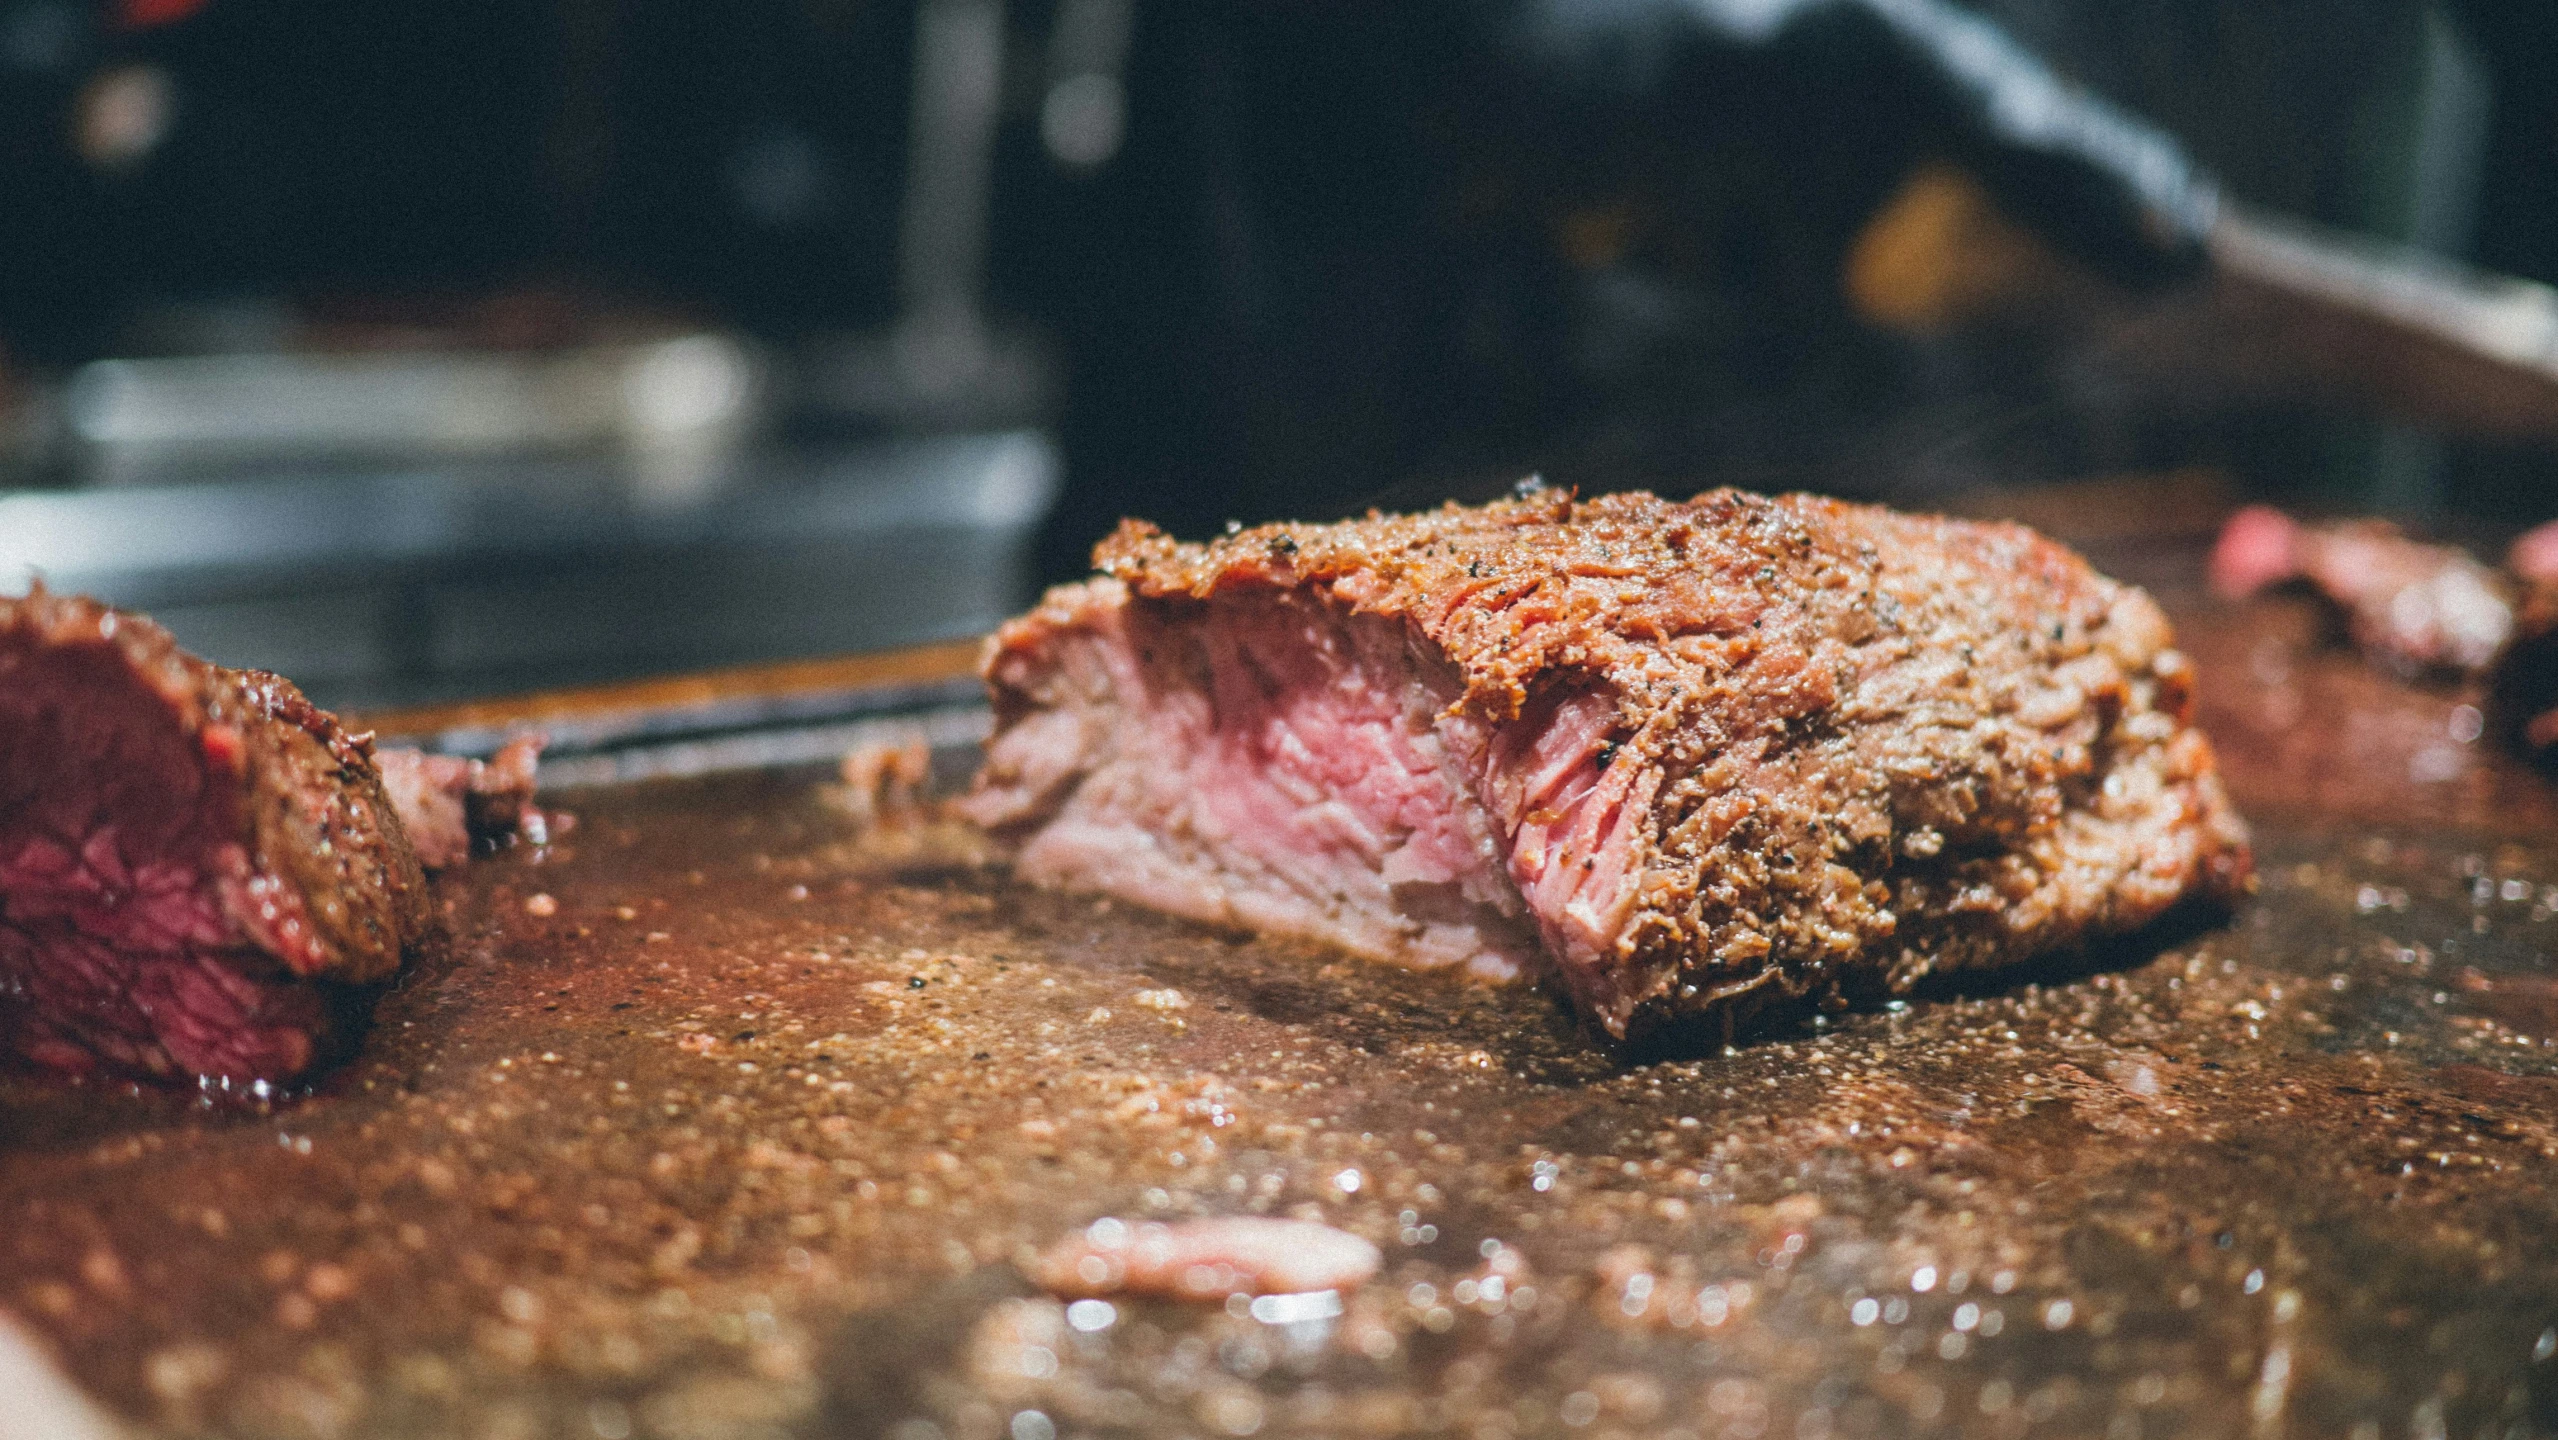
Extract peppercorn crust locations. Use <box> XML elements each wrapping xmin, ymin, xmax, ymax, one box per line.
<box><xmin>1000</xmin><ymin>488</ymin><xmax>2251</xmax><ymax>1038</ymax></box>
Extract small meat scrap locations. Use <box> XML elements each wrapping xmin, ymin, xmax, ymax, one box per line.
<box><xmin>835</xmin><ymin>731</ymin><xmax>933</xmax><ymax>821</ymax></box>
<box><xmin>0</xmin><ymin>588</ymin><xmax>432</xmax><ymax>1082</ymax></box>
<box><xmin>373</xmin><ymin>734</ymin><xmax>550</xmax><ymax>871</ymax></box>
<box><xmin>1031</xmin><ymin>1216</ymin><xmax>1382</xmax><ymax>1301</ymax></box>
<box><xmin>972</xmin><ymin>488</ymin><xmax>2250</xmax><ymax>1041</ymax></box>
<box><xmin>2209</xmin><ymin>505</ymin><xmax>2515</xmax><ymax>676</ymax></box>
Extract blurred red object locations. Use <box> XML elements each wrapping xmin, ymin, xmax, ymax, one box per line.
<box><xmin>2509</xmin><ymin>520</ymin><xmax>2558</xmax><ymax>586</ymax></box>
<box><xmin>2209</xmin><ymin>505</ymin><xmax>2515</xmax><ymax>676</ymax></box>
<box><xmin>115</xmin><ymin>0</ymin><xmax>209</xmax><ymax>31</ymax></box>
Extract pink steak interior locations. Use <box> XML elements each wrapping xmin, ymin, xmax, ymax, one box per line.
<box><xmin>967</xmin><ymin>583</ymin><xmax>1652</xmax><ymax>997</ymax></box>
<box><xmin>0</xmin><ymin>639</ymin><xmax>333</xmax><ymax>1083</ymax></box>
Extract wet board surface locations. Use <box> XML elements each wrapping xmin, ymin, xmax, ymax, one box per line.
<box><xmin>3</xmin><ymin>587</ymin><xmax>2557</xmax><ymax>1440</ymax></box>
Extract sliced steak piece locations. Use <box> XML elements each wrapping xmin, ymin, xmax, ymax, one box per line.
<box><xmin>0</xmin><ymin>589</ymin><xmax>432</xmax><ymax>1083</ymax></box>
<box><xmin>968</xmin><ymin>489</ymin><xmax>2252</xmax><ymax>1039</ymax></box>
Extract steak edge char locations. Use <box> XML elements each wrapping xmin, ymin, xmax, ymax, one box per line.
<box><xmin>0</xmin><ymin>590</ymin><xmax>432</xmax><ymax>1083</ymax></box>
<box><xmin>968</xmin><ymin>490</ymin><xmax>2253</xmax><ymax>1039</ymax></box>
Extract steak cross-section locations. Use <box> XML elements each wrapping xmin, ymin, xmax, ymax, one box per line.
<box><xmin>0</xmin><ymin>589</ymin><xmax>433</xmax><ymax>1083</ymax></box>
<box><xmin>967</xmin><ymin>489</ymin><xmax>2252</xmax><ymax>1039</ymax></box>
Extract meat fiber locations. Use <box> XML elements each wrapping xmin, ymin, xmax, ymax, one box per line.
<box><xmin>967</xmin><ymin>489</ymin><xmax>2251</xmax><ymax>1039</ymax></box>
<box><xmin>0</xmin><ymin>589</ymin><xmax>432</xmax><ymax>1084</ymax></box>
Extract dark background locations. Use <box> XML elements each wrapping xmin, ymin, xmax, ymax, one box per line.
<box><xmin>3</xmin><ymin>0</ymin><xmax>2553</xmax><ymax>585</ymax></box>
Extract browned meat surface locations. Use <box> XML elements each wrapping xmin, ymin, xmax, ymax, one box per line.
<box><xmin>970</xmin><ymin>489</ymin><xmax>2251</xmax><ymax>1039</ymax></box>
<box><xmin>0</xmin><ymin>589</ymin><xmax>432</xmax><ymax>1084</ymax></box>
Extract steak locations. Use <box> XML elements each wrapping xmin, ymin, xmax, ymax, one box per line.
<box><xmin>0</xmin><ymin>589</ymin><xmax>432</xmax><ymax>1084</ymax></box>
<box><xmin>967</xmin><ymin>489</ymin><xmax>2251</xmax><ymax>1038</ymax></box>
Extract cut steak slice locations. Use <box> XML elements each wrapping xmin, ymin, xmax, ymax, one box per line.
<box><xmin>0</xmin><ymin>589</ymin><xmax>433</xmax><ymax>1083</ymax></box>
<box><xmin>968</xmin><ymin>489</ymin><xmax>2252</xmax><ymax>1039</ymax></box>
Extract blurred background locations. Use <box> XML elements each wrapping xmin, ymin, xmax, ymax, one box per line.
<box><xmin>2</xmin><ymin>0</ymin><xmax>2556</xmax><ymax>707</ymax></box>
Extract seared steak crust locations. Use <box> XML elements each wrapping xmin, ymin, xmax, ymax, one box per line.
<box><xmin>977</xmin><ymin>489</ymin><xmax>2251</xmax><ymax>1038</ymax></box>
<box><xmin>0</xmin><ymin>589</ymin><xmax>431</xmax><ymax>1081</ymax></box>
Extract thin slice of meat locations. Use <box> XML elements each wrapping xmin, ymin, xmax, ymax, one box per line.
<box><xmin>1030</xmin><ymin>1217</ymin><xmax>1382</xmax><ymax>1300</ymax></box>
<box><xmin>0</xmin><ymin>588</ymin><xmax>432</xmax><ymax>1084</ymax></box>
<box><xmin>2209</xmin><ymin>505</ymin><xmax>2515</xmax><ymax>676</ymax></box>
<box><xmin>968</xmin><ymin>489</ymin><xmax>2252</xmax><ymax>1040</ymax></box>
